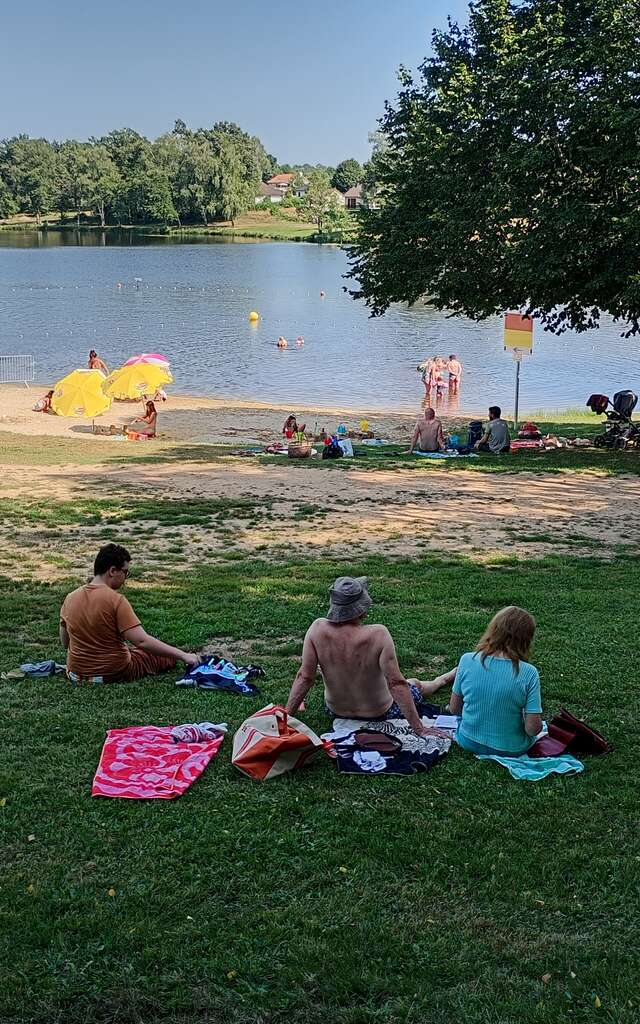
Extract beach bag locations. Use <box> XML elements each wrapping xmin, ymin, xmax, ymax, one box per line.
<box><xmin>322</xmin><ymin>437</ymin><xmax>344</xmax><ymax>460</ymax></box>
<box><xmin>467</xmin><ymin>420</ymin><xmax>483</xmax><ymax>447</ymax></box>
<box><xmin>529</xmin><ymin>708</ymin><xmax>610</xmax><ymax>758</ymax></box>
<box><xmin>232</xmin><ymin>704</ymin><xmax>325</xmax><ymax>780</ymax></box>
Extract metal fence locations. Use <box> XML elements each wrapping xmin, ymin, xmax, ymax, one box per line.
<box><xmin>0</xmin><ymin>355</ymin><xmax>35</xmax><ymax>386</ymax></box>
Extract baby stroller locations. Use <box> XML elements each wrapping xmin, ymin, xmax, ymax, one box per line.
<box><xmin>586</xmin><ymin>391</ymin><xmax>640</xmax><ymax>449</ymax></box>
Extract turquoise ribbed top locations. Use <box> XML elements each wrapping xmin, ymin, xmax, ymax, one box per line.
<box><xmin>453</xmin><ymin>652</ymin><xmax>542</xmax><ymax>754</ymax></box>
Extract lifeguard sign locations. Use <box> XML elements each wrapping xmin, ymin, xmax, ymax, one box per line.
<box><xmin>503</xmin><ymin>313</ymin><xmax>534</xmax><ymax>429</ymax></box>
<box><xmin>504</xmin><ymin>312</ymin><xmax>533</xmax><ymax>354</ymax></box>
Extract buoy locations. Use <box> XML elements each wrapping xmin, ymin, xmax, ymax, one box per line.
<box><xmin>296</xmin><ymin>336</ymin><xmax>304</xmax><ymax>346</ymax></box>
<box><xmin>249</xmin><ymin>311</ymin><xmax>259</xmax><ymax>322</ymax></box>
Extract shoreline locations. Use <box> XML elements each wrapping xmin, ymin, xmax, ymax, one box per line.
<box><xmin>0</xmin><ymin>384</ymin><xmax>591</xmax><ymax>447</ymax></box>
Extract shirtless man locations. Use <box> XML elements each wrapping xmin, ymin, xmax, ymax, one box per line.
<box><xmin>447</xmin><ymin>354</ymin><xmax>463</xmax><ymax>391</ymax></box>
<box><xmin>286</xmin><ymin>577</ymin><xmax>453</xmax><ymax>737</ymax></box>
<box><xmin>410</xmin><ymin>408</ymin><xmax>446</xmax><ymax>453</ymax></box>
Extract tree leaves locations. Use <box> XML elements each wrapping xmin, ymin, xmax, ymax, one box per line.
<box><xmin>348</xmin><ymin>0</ymin><xmax>640</xmax><ymax>336</ymax></box>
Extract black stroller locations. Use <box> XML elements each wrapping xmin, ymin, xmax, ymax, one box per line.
<box><xmin>586</xmin><ymin>391</ymin><xmax>640</xmax><ymax>450</ymax></box>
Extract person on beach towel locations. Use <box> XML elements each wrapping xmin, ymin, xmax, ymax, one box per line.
<box><xmin>449</xmin><ymin>606</ymin><xmax>543</xmax><ymax>757</ymax></box>
<box><xmin>286</xmin><ymin>576</ymin><xmax>453</xmax><ymax>738</ymax></box>
<box><xmin>410</xmin><ymin>408</ymin><xmax>446</xmax><ymax>453</ymax></box>
<box><xmin>60</xmin><ymin>543</ymin><xmax>200</xmax><ymax>683</ymax></box>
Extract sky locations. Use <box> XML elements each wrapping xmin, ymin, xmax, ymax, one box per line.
<box><xmin>0</xmin><ymin>0</ymin><xmax>469</xmax><ymax>166</ymax></box>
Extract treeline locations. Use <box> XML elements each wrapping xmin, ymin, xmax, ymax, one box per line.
<box><xmin>0</xmin><ymin>122</ymin><xmax>367</xmax><ymax>229</ymax></box>
<box><xmin>0</xmin><ymin>120</ymin><xmax>279</xmax><ymax>227</ymax></box>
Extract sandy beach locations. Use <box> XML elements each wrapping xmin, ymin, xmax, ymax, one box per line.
<box><xmin>0</xmin><ymin>384</ymin><xmax>475</xmax><ymax>445</ymax></box>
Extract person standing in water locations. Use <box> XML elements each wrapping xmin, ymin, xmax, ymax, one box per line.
<box><xmin>88</xmin><ymin>350</ymin><xmax>109</xmax><ymax>374</ymax></box>
<box><xmin>447</xmin><ymin>354</ymin><xmax>463</xmax><ymax>392</ymax></box>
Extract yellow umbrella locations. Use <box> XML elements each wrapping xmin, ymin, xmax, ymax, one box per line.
<box><xmin>51</xmin><ymin>369</ymin><xmax>112</xmax><ymax>418</ymax></box>
<box><xmin>104</xmin><ymin>362</ymin><xmax>173</xmax><ymax>400</ymax></box>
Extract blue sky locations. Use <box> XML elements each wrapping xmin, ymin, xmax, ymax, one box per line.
<box><xmin>0</xmin><ymin>0</ymin><xmax>469</xmax><ymax>165</ymax></box>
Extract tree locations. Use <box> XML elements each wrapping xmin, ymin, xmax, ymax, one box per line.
<box><xmin>301</xmin><ymin>171</ymin><xmax>343</xmax><ymax>235</ymax></box>
<box><xmin>2</xmin><ymin>137</ymin><xmax>59</xmax><ymax>224</ymax></box>
<box><xmin>348</xmin><ymin>0</ymin><xmax>640</xmax><ymax>335</ymax></box>
<box><xmin>332</xmin><ymin>158</ymin><xmax>363</xmax><ymax>193</ymax></box>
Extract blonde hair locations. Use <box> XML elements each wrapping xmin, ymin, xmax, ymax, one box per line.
<box><xmin>476</xmin><ymin>606</ymin><xmax>536</xmax><ymax>673</ymax></box>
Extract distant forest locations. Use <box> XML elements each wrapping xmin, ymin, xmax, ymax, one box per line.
<box><xmin>0</xmin><ymin>120</ymin><xmax>362</xmax><ymax>227</ymax></box>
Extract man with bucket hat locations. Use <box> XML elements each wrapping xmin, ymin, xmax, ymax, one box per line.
<box><xmin>286</xmin><ymin>577</ymin><xmax>452</xmax><ymax>737</ymax></box>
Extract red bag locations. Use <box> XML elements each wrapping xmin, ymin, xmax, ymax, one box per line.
<box><xmin>529</xmin><ymin>708</ymin><xmax>610</xmax><ymax>758</ymax></box>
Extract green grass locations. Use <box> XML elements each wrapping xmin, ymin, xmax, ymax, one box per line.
<box><xmin>2</xmin><ymin>424</ymin><xmax>639</xmax><ymax>478</ymax></box>
<box><xmin>0</xmin><ymin>489</ymin><xmax>638</xmax><ymax>1023</ymax></box>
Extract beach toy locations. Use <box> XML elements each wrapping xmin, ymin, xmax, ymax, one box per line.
<box><xmin>51</xmin><ymin>369</ymin><xmax>112</xmax><ymax>418</ymax></box>
<box><xmin>249</xmin><ymin>311</ymin><xmax>260</xmax><ymax>322</ymax></box>
<box><xmin>360</xmin><ymin>419</ymin><xmax>369</xmax><ymax>432</ymax></box>
<box><xmin>337</xmin><ymin>423</ymin><xmax>347</xmax><ymax>435</ymax></box>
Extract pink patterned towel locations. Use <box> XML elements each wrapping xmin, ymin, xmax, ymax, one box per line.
<box><xmin>92</xmin><ymin>725</ymin><xmax>224</xmax><ymax>800</ymax></box>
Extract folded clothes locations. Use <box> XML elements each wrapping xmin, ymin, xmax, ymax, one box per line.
<box><xmin>176</xmin><ymin>656</ymin><xmax>264</xmax><ymax>695</ymax></box>
<box><xmin>326</xmin><ymin>718</ymin><xmax>451</xmax><ymax>776</ymax></box>
<box><xmin>18</xmin><ymin>659</ymin><xmax>66</xmax><ymax>675</ymax></box>
<box><xmin>171</xmin><ymin>722</ymin><xmax>228</xmax><ymax>743</ymax></box>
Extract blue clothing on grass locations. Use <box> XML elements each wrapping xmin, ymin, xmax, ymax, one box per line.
<box><xmin>476</xmin><ymin>754</ymin><xmax>584</xmax><ymax>781</ymax></box>
<box><xmin>453</xmin><ymin>652</ymin><xmax>542</xmax><ymax>756</ymax></box>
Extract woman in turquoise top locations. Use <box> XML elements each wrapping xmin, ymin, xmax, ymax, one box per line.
<box><xmin>449</xmin><ymin>606</ymin><xmax>543</xmax><ymax>757</ymax></box>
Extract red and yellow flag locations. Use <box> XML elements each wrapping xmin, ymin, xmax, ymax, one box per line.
<box><xmin>504</xmin><ymin>313</ymin><xmax>533</xmax><ymax>353</ymax></box>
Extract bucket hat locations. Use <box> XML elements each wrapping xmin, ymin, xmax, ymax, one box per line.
<box><xmin>327</xmin><ymin>576</ymin><xmax>372</xmax><ymax>623</ymax></box>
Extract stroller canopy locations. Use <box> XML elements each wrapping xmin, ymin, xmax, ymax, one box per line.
<box><xmin>612</xmin><ymin>391</ymin><xmax>638</xmax><ymax>419</ymax></box>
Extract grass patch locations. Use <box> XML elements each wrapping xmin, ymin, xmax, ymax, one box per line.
<box><xmin>0</xmin><ymin>498</ymin><xmax>638</xmax><ymax>1023</ymax></box>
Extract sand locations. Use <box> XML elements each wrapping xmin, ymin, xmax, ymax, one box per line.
<box><xmin>0</xmin><ymin>384</ymin><xmax>470</xmax><ymax>444</ymax></box>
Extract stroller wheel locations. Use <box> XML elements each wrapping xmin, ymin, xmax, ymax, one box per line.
<box><xmin>613</xmin><ymin>436</ymin><xmax>628</xmax><ymax>451</ymax></box>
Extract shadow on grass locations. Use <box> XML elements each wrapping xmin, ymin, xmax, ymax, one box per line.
<box><xmin>0</xmin><ymin>549</ymin><xmax>639</xmax><ymax>1024</ymax></box>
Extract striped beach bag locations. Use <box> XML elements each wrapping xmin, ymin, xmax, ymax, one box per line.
<box><xmin>232</xmin><ymin>704</ymin><xmax>324</xmax><ymax>780</ymax></box>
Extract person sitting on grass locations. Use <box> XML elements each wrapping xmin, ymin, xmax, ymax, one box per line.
<box><xmin>475</xmin><ymin>405</ymin><xmax>511</xmax><ymax>454</ymax></box>
<box><xmin>449</xmin><ymin>606</ymin><xmax>543</xmax><ymax>757</ymax></box>
<box><xmin>60</xmin><ymin>543</ymin><xmax>200</xmax><ymax>684</ymax></box>
<box><xmin>286</xmin><ymin>576</ymin><xmax>453</xmax><ymax>737</ymax></box>
<box><xmin>410</xmin><ymin>408</ymin><xmax>446</xmax><ymax>453</ymax></box>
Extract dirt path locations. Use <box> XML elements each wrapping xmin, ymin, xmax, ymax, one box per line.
<box><xmin>2</xmin><ymin>458</ymin><xmax>637</xmax><ymax>578</ymax></box>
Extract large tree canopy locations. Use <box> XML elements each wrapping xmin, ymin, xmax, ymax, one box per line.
<box><xmin>348</xmin><ymin>0</ymin><xmax>640</xmax><ymax>334</ymax></box>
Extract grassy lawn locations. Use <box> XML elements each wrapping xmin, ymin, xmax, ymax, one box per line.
<box><xmin>0</xmin><ymin>422</ymin><xmax>638</xmax><ymax>477</ymax></box>
<box><xmin>1</xmin><ymin>480</ymin><xmax>638</xmax><ymax>1023</ymax></box>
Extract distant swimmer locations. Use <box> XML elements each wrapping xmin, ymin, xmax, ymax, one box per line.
<box><xmin>296</xmin><ymin>336</ymin><xmax>304</xmax><ymax>347</ymax></box>
<box><xmin>276</xmin><ymin>336</ymin><xmax>288</xmax><ymax>349</ymax></box>
<box><xmin>320</xmin><ymin>291</ymin><xmax>326</xmax><ymax>299</ymax></box>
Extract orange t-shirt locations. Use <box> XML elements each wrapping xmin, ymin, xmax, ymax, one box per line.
<box><xmin>60</xmin><ymin>584</ymin><xmax>140</xmax><ymax>677</ymax></box>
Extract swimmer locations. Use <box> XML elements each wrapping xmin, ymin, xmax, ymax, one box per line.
<box><xmin>320</xmin><ymin>291</ymin><xmax>325</xmax><ymax>299</ymax></box>
<box><xmin>447</xmin><ymin>353</ymin><xmax>463</xmax><ymax>391</ymax></box>
<box><xmin>277</xmin><ymin>336</ymin><xmax>288</xmax><ymax>349</ymax></box>
<box><xmin>116</xmin><ymin>282</ymin><xmax>123</xmax><ymax>289</ymax></box>
<box><xmin>296</xmin><ymin>336</ymin><xmax>304</xmax><ymax>347</ymax></box>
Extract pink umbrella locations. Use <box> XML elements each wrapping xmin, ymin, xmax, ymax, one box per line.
<box><xmin>123</xmin><ymin>352</ymin><xmax>170</xmax><ymax>367</ymax></box>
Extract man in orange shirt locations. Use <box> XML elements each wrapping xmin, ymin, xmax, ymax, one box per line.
<box><xmin>60</xmin><ymin>543</ymin><xmax>200</xmax><ymax>683</ymax></box>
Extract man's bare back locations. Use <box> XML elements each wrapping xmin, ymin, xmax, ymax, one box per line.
<box><xmin>302</xmin><ymin>618</ymin><xmax>400</xmax><ymax>718</ymax></box>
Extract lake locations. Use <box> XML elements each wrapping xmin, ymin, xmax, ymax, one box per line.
<box><xmin>1</xmin><ymin>230</ymin><xmax>638</xmax><ymax>414</ymax></box>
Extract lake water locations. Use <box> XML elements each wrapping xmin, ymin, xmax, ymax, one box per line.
<box><xmin>1</xmin><ymin>230</ymin><xmax>638</xmax><ymax>414</ymax></box>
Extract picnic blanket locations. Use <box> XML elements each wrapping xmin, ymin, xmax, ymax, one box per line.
<box><xmin>413</xmin><ymin>450</ymin><xmax>479</xmax><ymax>459</ymax></box>
<box><xmin>325</xmin><ymin>717</ymin><xmax>451</xmax><ymax>776</ymax></box>
<box><xmin>92</xmin><ymin>725</ymin><xmax>224</xmax><ymax>800</ymax></box>
<box><xmin>476</xmin><ymin>753</ymin><xmax>584</xmax><ymax>780</ymax></box>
